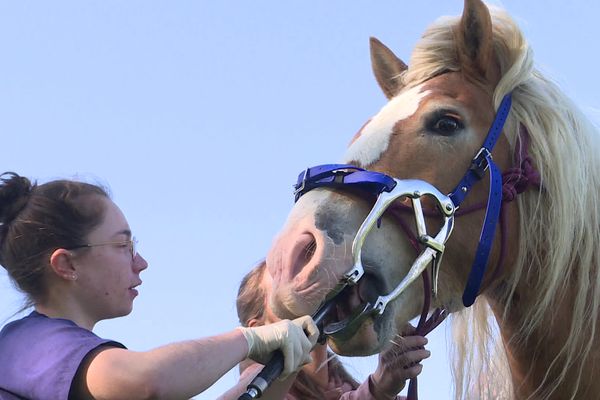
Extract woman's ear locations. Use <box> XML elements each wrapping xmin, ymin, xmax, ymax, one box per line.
<box><xmin>49</xmin><ymin>249</ymin><xmax>78</xmax><ymax>281</ymax></box>
<box><xmin>247</xmin><ymin>318</ymin><xmax>260</xmax><ymax>328</ymax></box>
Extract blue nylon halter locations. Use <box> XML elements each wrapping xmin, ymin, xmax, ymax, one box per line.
<box><xmin>294</xmin><ymin>94</ymin><xmax>512</xmax><ymax>307</ymax></box>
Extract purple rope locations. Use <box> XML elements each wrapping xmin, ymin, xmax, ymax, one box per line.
<box><xmin>406</xmin><ymin>271</ymin><xmax>449</xmax><ymax>400</ymax></box>
<box><xmin>502</xmin><ymin>128</ymin><xmax>541</xmax><ymax>201</ymax></box>
<box><xmin>387</xmin><ymin>206</ymin><xmax>448</xmax><ymax>400</ymax></box>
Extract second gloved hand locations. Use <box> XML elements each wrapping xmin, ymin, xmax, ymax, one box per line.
<box><xmin>238</xmin><ymin>315</ymin><xmax>319</xmax><ymax>379</ymax></box>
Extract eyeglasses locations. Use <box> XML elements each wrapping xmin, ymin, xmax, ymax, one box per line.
<box><xmin>66</xmin><ymin>237</ymin><xmax>138</xmax><ymax>260</ymax></box>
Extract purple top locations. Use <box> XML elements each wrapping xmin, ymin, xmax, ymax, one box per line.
<box><xmin>0</xmin><ymin>311</ymin><xmax>125</xmax><ymax>400</ymax></box>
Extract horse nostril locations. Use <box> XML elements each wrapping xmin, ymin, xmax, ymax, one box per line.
<box><xmin>303</xmin><ymin>236</ymin><xmax>317</xmax><ymax>264</ymax></box>
<box><xmin>290</xmin><ymin>232</ymin><xmax>318</xmax><ymax>278</ymax></box>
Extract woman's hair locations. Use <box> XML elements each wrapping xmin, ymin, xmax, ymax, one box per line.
<box><xmin>237</xmin><ymin>261</ymin><xmax>360</xmax><ymax>399</ymax></box>
<box><xmin>0</xmin><ymin>172</ymin><xmax>109</xmax><ymax>305</ymax></box>
<box><xmin>236</xmin><ymin>260</ymin><xmax>267</xmax><ymax>326</ymax></box>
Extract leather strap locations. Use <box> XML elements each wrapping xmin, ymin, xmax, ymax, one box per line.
<box><xmin>461</xmin><ymin>156</ymin><xmax>503</xmax><ymax>306</ymax></box>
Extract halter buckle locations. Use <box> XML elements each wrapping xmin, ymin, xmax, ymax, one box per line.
<box><xmin>470</xmin><ymin>147</ymin><xmax>492</xmax><ymax>179</ymax></box>
<box><xmin>293</xmin><ymin>168</ymin><xmax>310</xmax><ymax>199</ymax></box>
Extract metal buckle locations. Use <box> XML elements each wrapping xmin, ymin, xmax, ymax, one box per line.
<box><xmin>470</xmin><ymin>147</ymin><xmax>492</xmax><ymax>179</ymax></box>
<box><xmin>293</xmin><ymin>168</ymin><xmax>310</xmax><ymax>199</ymax></box>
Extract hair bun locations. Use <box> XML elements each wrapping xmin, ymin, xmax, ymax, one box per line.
<box><xmin>0</xmin><ymin>172</ymin><xmax>34</xmax><ymax>226</ymax></box>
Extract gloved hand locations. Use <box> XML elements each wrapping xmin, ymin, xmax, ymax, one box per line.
<box><xmin>238</xmin><ymin>315</ymin><xmax>319</xmax><ymax>378</ymax></box>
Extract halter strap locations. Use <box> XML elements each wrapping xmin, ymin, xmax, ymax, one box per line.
<box><xmin>448</xmin><ymin>94</ymin><xmax>512</xmax><ymax>206</ymax></box>
<box><xmin>294</xmin><ymin>164</ymin><xmax>396</xmax><ymax>202</ymax></box>
<box><xmin>457</xmin><ymin>94</ymin><xmax>512</xmax><ymax>306</ymax></box>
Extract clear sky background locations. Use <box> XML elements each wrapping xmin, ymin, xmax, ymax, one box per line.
<box><xmin>0</xmin><ymin>1</ymin><xmax>598</xmax><ymax>399</ymax></box>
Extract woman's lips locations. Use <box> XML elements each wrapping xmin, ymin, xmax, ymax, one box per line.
<box><xmin>128</xmin><ymin>282</ymin><xmax>142</xmax><ymax>298</ymax></box>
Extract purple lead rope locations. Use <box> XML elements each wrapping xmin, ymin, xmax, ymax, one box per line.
<box><xmin>390</xmin><ymin>208</ymin><xmax>447</xmax><ymax>400</ymax></box>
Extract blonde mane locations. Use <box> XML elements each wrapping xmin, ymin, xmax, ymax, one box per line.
<box><xmin>400</xmin><ymin>6</ymin><xmax>600</xmax><ymax>400</ymax></box>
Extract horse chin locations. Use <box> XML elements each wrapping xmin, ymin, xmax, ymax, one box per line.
<box><xmin>437</xmin><ymin>295</ymin><xmax>464</xmax><ymax>313</ymax></box>
<box><xmin>327</xmin><ymin>315</ymin><xmax>393</xmax><ymax>356</ymax></box>
<box><xmin>324</xmin><ymin>278</ymin><xmax>398</xmax><ymax>356</ymax></box>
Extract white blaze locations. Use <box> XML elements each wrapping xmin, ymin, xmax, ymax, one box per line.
<box><xmin>343</xmin><ymin>84</ymin><xmax>429</xmax><ymax>166</ymax></box>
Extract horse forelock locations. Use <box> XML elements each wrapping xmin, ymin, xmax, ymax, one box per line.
<box><xmin>405</xmin><ymin>5</ymin><xmax>600</xmax><ymax>400</ymax></box>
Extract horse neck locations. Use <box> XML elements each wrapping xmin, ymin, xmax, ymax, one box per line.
<box><xmin>487</xmin><ymin>275</ymin><xmax>600</xmax><ymax>400</ymax></box>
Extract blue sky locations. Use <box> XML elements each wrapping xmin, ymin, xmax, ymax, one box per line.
<box><xmin>0</xmin><ymin>1</ymin><xmax>598</xmax><ymax>398</ymax></box>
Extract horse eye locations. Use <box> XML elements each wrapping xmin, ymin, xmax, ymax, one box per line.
<box><xmin>431</xmin><ymin>116</ymin><xmax>463</xmax><ymax>136</ymax></box>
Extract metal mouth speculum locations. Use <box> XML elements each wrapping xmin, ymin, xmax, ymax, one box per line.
<box><xmin>323</xmin><ymin>178</ymin><xmax>455</xmax><ymax>340</ymax></box>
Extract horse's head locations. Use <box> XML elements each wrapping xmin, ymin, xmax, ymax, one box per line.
<box><xmin>267</xmin><ymin>0</ymin><xmax>523</xmax><ymax>356</ymax></box>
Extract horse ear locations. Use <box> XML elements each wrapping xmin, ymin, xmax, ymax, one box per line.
<box><xmin>456</xmin><ymin>0</ymin><xmax>499</xmax><ymax>83</ymax></box>
<box><xmin>370</xmin><ymin>37</ymin><xmax>408</xmax><ymax>99</ymax></box>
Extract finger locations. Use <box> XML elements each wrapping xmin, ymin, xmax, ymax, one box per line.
<box><xmin>281</xmin><ymin>341</ymin><xmax>295</xmax><ymax>378</ymax></box>
<box><xmin>381</xmin><ymin>347</ymin><xmax>430</xmax><ymax>370</ymax></box>
<box><xmin>400</xmin><ymin>323</ymin><xmax>417</xmax><ymax>336</ymax></box>
<box><xmin>300</xmin><ymin>334</ymin><xmax>313</xmax><ymax>356</ymax></box>
<box><xmin>403</xmin><ymin>363</ymin><xmax>424</xmax><ymax>379</ymax></box>
<box><xmin>294</xmin><ymin>329</ymin><xmax>311</xmax><ymax>365</ymax></box>
<box><xmin>389</xmin><ymin>334</ymin><xmax>407</xmax><ymax>347</ymax></box>
<box><xmin>302</xmin><ymin>353</ymin><xmax>313</xmax><ymax>367</ymax></box>
<box><xmin>298</xmin><ymin>315</ymin><xmax>320</xmax><ymax>346</ymax></box>
<box><xmin>399</xmin><ymin>335</ymin><xmax>428</xmax><ymax>349</ymax></box>
<box><xmin>388</xmin><ymin>335</ymin><xmax>411</xmax><ymax>355</ymax></box>
<box><xmin>403</xmin><ymin>349</ymin><xmax>431</xmax><ymax>365</ymax></box>
<box><xmin>292</xmin><ymin>321</ymin><xmax>313</xmax><ymax>361</ymax></box>
<box><xmin>298</xmin><ymin>337</ymin><xmax>313</xmax><ymax>369</ymax></box>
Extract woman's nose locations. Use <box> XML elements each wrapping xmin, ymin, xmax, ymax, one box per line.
<box><xmin>133</xmin><ymin>252</ymin><xmax>148</xmax><ymax>272</ymax></box>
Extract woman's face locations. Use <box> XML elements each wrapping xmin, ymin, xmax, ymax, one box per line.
<box><xmin>74</xmin><ymin>197</ymin><xmax>148</xmax><ymax>323</ymax></box>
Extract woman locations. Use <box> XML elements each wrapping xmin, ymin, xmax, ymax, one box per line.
<box><xmin>0</xmin><ymin>172</ymin><xmax>318</xmax><ymax>400</ymax></box>
<box><xmin>224</xmin><ymin>261</ymin><xmax>431</xmax><ymax>400</ymax></box>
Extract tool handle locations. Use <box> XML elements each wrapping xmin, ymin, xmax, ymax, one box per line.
<box><xmin>237</xmin><ymin>294</ymin><xmax>339</xmax><ymax>399</ymax></box>
<box><xmin>238</xmin><ymin>351</ymin><xmax>283</xmax><ymax>400</ymax></box>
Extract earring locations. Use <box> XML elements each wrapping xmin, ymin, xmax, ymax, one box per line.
<box><xmin>70</xmin><ymin>274</ymin><xmax>78</xmax><ymax>281</ymax></box>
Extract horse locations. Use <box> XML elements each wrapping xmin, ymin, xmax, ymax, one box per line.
<box><xmin>264</xmin><ymin>1</ymin><xmax>600</xmax><ymax>399</ymax></box>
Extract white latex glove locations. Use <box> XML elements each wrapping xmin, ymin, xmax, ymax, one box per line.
<box><xmin>238</xmin><ymin>315</ymin><xmax>319</xmax><ymax>378</ymax></box>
